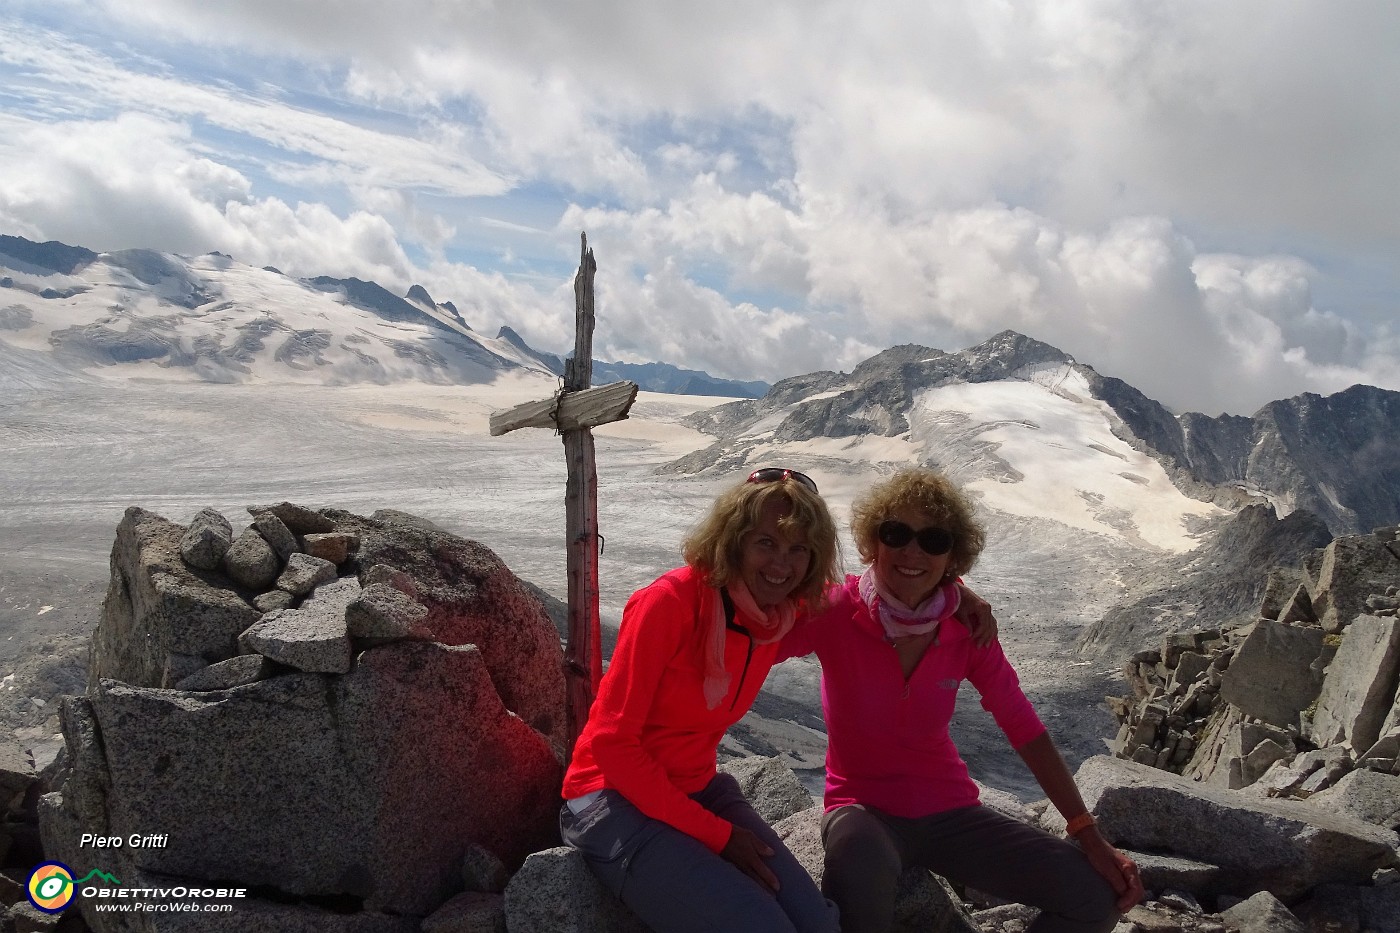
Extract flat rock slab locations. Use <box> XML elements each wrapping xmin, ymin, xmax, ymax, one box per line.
<box><xmin>1060</xmin><ymin>756</ymin><xmax>1398</xmax><ymax>900</ymax></box>
<box><xmin>1312</xmin><ymin>535</ymin><xmax>1400</xmax><ymax>633</ymax></box>
<box><xmin>240</xmin><ymin>577</ymin><xmax>358</xmax><ymax>673</ymax></box>
<box><xmin>248</xmin><ymin>502</ymin><xmax>336</xmax><ymax>535</ymax></box>
<box><xmin>174</xmin><ymin>654</ymin><xmax>274</xmax><ymax>692</ymax></box>
<box><xmin>1306</xmin><ymin>768</ymin><xmax>1400</xmax><ymax>830</ymax></box>
<box><xmin>1309</xmin><ymin>614</ymin><xmax>1400</xmax><ymax>752</ymax></box>
<box><xmin>1218</xmin><ymin>619</ymin><xmax>1325</xmax><ymax>729</ymax></box>
<box><xmin>277</xmin><ymin>552</ymin><xmax>338</xmax><ymax>597</ymax></box>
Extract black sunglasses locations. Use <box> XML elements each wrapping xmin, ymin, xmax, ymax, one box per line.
<box><xmin>877</xmin><ymin>520</ymin><xmax>954</xmax><ymax>556</ymax></box>
<box><xmin>747</xmin><ymin>467</ymin><xmax>819</xmax><ymax>495</ymax></box>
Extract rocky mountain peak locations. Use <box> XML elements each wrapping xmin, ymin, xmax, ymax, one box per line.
<box><xmin>0</xmin><ymin>234</ymin><xmax>98</xmax><ymax>275</ymax></box>
<box><xmin>405</xmin><ymin>283</ymin><xmax>436</xmax><ymax>307</ymax></box>
<box><xmin>962</xmin><ymin>329</ymin><xmax>1075</xmax><ymax>374</ymax></box>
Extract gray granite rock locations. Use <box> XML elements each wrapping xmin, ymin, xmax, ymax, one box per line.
<box><xmin>975</xmin><ymin>783</ymin><xmax>1039</xmax><ymax>825</ymax></box>
<box><xmin>362</xmin><ymin>563</ymin><xmax>418</xmax><ymax>596</ymax></box>
<box><xmin>1217</xmin><ymin>891</ymin><xmax>1304</xmax><ymax>933</ymax></box>
<box><xmin>1293</xmin><ymin>880</ymin><xmax>1400</xmax><ymax>933</ymax></box>
<box><xmin>1311</xmin><ymin>534</ymin><xmax>1400</xmax><ymax>633</ymax></box>
<box><xmin>44</xmin><ymin>641</ymin><xmax>560</xmax><ymax>918</ymax></box>
<box><xmin>173</xmin><ymin>654</ymin><xmax>273</xmax><ymax>692</ymax></box>
<box><xmin>423</xmin><ymin>892</ymin><xmax>506</xmax><ymax>933</ymax></box>
<box><xmin>277</xmin><ymin>552</ymin><xmax>338</xmax><ymax>597</ymax></box>
<box><xmin>1132</xmin><ymin>852</ymin><xmax>1222</xmax><ymax>898</ymax></box>
<box><xmin>239</xmin><ymin>578</ymin><xmax>357</xmax><ymax>674</ymax></box>
<box><xmin>718</xmin><ymin>755</ymin><xmax>815</xmax><ymax>824</ymax></box>
<box><xmin>161</xmin><ymin>652</ymin><xmax>207</xmax><ymax>688</ymax></box>
<box><xmin>1359</xmin><ymin>725</ymin><xmax>1400</xmax><ymax>771</ymax></box>
<box><xmin>1051</xmin><ymin>756</ymin><xmax>1398</xmax><ymax>900</ymax></box>
<box><xmin>252</xmin><ymin>510</ymin><xmax>300</xmax><ymax>563</ymax></box>
<box><xmin>1218</xmin><ymin>619</ymin><xmax>1325</xmax><ymax>729</ymax></box>
<box><xmin>1277</xmin><ymin>583</ymin><xmax>1316</xmax><ymax>625</ymax></box>
<box><xmin>224</xmin><ymin>525</ymin><xmax>281</xmax><ymax>591</ymax></box>
<box><xmin>326</xmin><ymin>509</ymin><xmax>567</xmax><ymax>749</ymax></box>
<box><xmin>1309</xmin><ymin>614</ymin><xmax>1400</xmax><ymax>752</ymax></box>
<box><xmin>503</xmin><ymin>846</ymin><xmax>649</xmax><ymax>933</ymax></box>
<box><xmin>346</xmin><ymin>582</ymin><xmax>431</xmax><ymax>641</ymax></box>
<box><xmin>1307</xmin><ymin>768</ymin><xmax>1400</xmax><ymax>829</ymax></box>
<box><xmin>91</xmin><ymin>507</ymin><xmax>262</xmax><ymax>687</ymax></box>
<box><xmin>304</xmin><ymin>532</ymin><xmax>358</xmax><ymax>565</ymax></box>
<box><xmin>253</xmin><ymin>589</ymin><xmax>295</xmax><ymax>612</ymax></box>
<box><xmin>0</xmin><ymin>732</ymin><xmax>35</xmax><ymax>806</ymax></box>
<box><xmin>248</xmin><ymin>501</ymin><xmax>335</xmax><ymax>535</ymax></box>
<box><xmin>178</xmin><ymin>507</ymin><xmax>232</xmax><ymax>570</ymax></box>
<box><xmin>461</xmin><ymin>842</ymin><xmax>511</xmax><ymax>894</ymax></box>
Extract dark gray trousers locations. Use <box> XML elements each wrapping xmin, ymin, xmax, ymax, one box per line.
<box><xmin>560</xmin><ymin>774</ymin><xmax>840</xmax><ymax>933</ymax></box>
<box><xmin>821</xmin><ymin>804</ymin><xmax>1119</xmax><ymax>933</ymax></box>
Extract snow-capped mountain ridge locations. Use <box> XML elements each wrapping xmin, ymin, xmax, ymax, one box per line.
<box><xmin>0</xmin><ymin>235</ymin><xmax>767</xmax><ymax>396</ymax></box>
<box><xmin>681</xmin><ymin>330</ymin><xmax>1400</xmax><ymax>538</ymax></box>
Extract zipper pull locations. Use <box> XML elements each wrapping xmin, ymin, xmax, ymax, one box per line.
<box><xmin>901</xmin><ymin>683</ymin><xmax>911</xmax><ymax>700</ymax></box>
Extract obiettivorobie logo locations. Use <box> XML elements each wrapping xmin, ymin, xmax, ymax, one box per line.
<box><xmin>27</xmin><ymin>862</ymin><xmax>121</xmax><ymax>914</ymax></box>
<box><xmin>26</xmin><ymin>859</ymin><xmax>248</xmax><ymax>916</ymax></box>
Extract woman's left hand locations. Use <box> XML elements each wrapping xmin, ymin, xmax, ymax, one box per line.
<box><xmin>955</xmin><ymin>584</ymin><xmax>998</xmax><ymax>647</ymax></box>
<box><xmin>1079</xmin><ymin>830</ymin><xmax>1144</xmax><ymax>912</ymax></box>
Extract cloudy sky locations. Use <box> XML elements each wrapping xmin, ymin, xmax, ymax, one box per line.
<box><xmin>2</xmin><ymin>1</ymin><xmax>1396</xmax><ymax>415</ymax></box>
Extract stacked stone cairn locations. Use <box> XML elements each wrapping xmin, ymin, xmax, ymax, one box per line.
<box><xmin>35</xmin><ymin>503</ymin><xmax>569</xmax><ymax>933</ymax></box>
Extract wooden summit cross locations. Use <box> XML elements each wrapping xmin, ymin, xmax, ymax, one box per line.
<box><xmin>489</xmin><ymin>233</ymin><xmax>638</xmax><ymax>756</ymax></box>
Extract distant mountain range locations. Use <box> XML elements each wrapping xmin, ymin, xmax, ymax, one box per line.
<box><xmin>678</xmin><ymin>330</ymin><xmax>1400</xmax><ymax>538</ymax></box>
<box><xmin>0</xmin><ymin>234</ymin><xmax>769</xmax><ymax>398</ymax></box>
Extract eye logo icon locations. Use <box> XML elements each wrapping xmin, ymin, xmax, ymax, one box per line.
<box><xmin>27</xmin><ymin>862</ymin><xmax>76</xmax><ymax>913</ymax></box>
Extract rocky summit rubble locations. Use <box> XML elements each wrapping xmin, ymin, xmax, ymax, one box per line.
<box><xmin>1108</xmin><ymin>526</ymin><xmax>1400</xmax><ymax>790</ymax></box>
<box><xmin>2</xmin><ymin>506</ymin><xmax>1398</xmax><ymax>931</ymax></box>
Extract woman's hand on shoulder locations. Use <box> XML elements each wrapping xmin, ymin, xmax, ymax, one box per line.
<box><xmin>1078</xmin><ymin>829</ymin><xmax>1144</xmax><ymax>912</ymax></box>
<box><xmin>955</xmin><ymin>583</ymin><xmax>999</xmax><ymax>647</ymax></box>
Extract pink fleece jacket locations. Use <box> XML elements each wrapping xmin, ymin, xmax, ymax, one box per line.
<box><xmin>779</xmin><ymin>575</ymin><xmax>1046</xmax><ymax>818</ymax></box>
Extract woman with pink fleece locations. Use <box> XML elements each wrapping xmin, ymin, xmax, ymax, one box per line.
<box><xmin>780</xmin><ymin>468</ymin><xmax>1144</xmax><ymax>933</ymax></box>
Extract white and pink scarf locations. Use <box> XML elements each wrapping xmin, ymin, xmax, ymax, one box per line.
<box><xmin>857</xmin><ymin>567</ymin><xmax>961</xmax><ymax>642</ymax></box>
<box><xmin>700</xmin><ymin>581</ymin><xmax>796</xmax><ymax>709</ymax></box>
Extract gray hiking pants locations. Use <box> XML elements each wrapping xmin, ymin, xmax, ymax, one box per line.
<box><xmin>559</xmin><ymin>773</ymin><xmax>840</xmax><ymax>933</ymax></box>
<box><xmin>821</xmin><ymin>803</ymin><xmax>1119</xmax><ymax>933</ymax></box>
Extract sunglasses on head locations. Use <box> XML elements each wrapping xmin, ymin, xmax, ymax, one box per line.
<box><xmin>877</xmin><ymin>520</ymin><xmax>954</xmax><ymax>556</ymax></box>
<box><xmin>746</xmin><ymin>467</ymin><xmax>819</xmax><ymax>495</ymax></box>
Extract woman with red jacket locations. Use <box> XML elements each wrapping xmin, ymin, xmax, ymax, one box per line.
<box><xmin>560</xmin><ymin>468</ymin><xmax>842</xmax><ymax>933</ymax></box>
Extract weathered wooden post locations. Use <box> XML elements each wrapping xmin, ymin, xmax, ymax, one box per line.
<box><xmin>490</xmin><ymin>233</ymin><xmax>638</xmax><ymax>756</ymax></box>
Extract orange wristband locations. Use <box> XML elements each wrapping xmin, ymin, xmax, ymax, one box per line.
<box><xmin>1065</xmin><ymin>812</ymin><xmax>1097</xmax><ymax>837</ymax></box>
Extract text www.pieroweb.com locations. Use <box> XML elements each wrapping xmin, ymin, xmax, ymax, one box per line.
<box><xmin>90</xmin><ymin>901</ymin><xmax>234</xmax><ymax>913</ymax></box>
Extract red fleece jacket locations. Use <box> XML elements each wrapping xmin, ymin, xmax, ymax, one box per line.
<box><xmin>562</xmin><ymin>566</ymin><xmax>782</xmax><ymax>853</ymax></box>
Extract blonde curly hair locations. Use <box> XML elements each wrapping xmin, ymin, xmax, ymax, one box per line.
<box><xmin>682</xmin><ymin>474</ymin><xmax>841</xmax><ymax>608</ymax></box>
<box><xmin>850</xmin><ymin>468</ymin><xmax>984</xmax><ymax>578</ymax></box>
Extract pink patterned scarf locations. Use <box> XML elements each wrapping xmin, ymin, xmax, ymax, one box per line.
<box><xmin>701</xmin><ymin>580</ymin><xmax>796</xmax><ymax>709</ymax></box>
<box><xmin>858</xmin><ymin>567</ymin><xmax>960</xmax><ymax>642</ymax></box>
